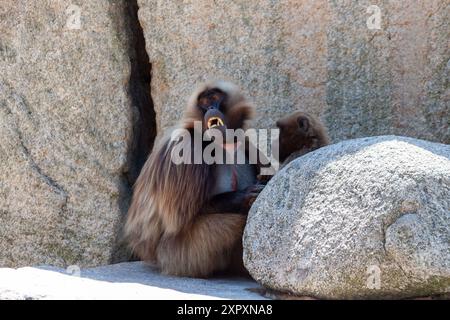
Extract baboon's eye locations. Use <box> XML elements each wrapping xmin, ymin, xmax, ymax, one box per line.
<box><xmin>198</xmin><ymin>97</ymin><xmax>209</xmax><ymax>108</ymax></box>
<box><xmin>297</xmin><ymin>117</ymin><xmax>310</xmax><ymax>132</ymax></box>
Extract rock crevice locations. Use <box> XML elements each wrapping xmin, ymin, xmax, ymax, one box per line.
<box><xmin>123</xmin><ymin>0</ymin><xmax>156</xmax><ymax>186</ymax></box>
<box><xmin>0</xmin><ymin>0</ymin><xmax>155</xmax><ymax>268</ymax></box>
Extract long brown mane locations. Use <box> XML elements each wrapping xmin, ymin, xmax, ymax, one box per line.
<box><xmin>124</xmin><ymin>80</ymin><xmax>255</xmax><ymax>276</ymax></box>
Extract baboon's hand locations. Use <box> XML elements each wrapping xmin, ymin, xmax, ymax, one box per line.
<box><xmin>257</xmin><ymin>174</ymin><xmax>272</xmax><ymax>183</ymax></box>
<box><xmin>243</xmin><ymin>184</ymin><xmax>265</xmax><ymax>210</ymax></box>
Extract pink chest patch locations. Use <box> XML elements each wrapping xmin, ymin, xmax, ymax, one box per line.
<box><xmin>231</xmin><ymin>167</ymin><xmax>238</xmax><ymax>191</ymax></box>
<box><xmin>222</xmin><ymin>142</ymin><xmax>242</xmax><ymax>192</ymax></box>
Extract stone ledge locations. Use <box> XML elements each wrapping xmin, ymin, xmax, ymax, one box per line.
<box><xmin>0</xmin><ymin>262</ymin><xmax>265</xmax><ymax>300</ymax></box>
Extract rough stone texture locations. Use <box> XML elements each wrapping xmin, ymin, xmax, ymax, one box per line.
<box><xmin>0</xmin><ymin>1</ymin><xmax>139</xmax><ymax>267</ymax></box>
<box><xmin>138</xmin><ymin>0</ymin><xmax>449</xmax><ymax>143</ymax></box>
<box><xmin>0</xmin><ymin>262</ymin><xmax>265</xmax><ymax>300</ymax></box>
<box><xmin>243</xmin><ymin>136</ymin><xmax>450</xmax><ymax>299</ymax></box>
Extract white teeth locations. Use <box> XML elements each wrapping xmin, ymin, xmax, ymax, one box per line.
<box><xmin>207</xmin><ymin>117</ymin><xmax>224</xmax><ymax>129</ymax></box>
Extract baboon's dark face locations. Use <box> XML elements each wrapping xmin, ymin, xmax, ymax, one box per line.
<box><xmin>194</xmin><ymin>86</ymin><xmax>253</xmax><ymax>142</ymax></box>
<box><xmin>197</xmin><ymin>88</ymin><xmax>228</xmax><ymax>134</ymax></box>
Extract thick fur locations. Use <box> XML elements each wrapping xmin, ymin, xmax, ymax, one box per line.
<box><xmin>276</xmin><ymin>111</ymin><xmax>330</xmax><ymax>168</ymax></box>
<box><xmin>125</xmin><ymin>80</ymin><xmax>255</xmax><ymax>277</ymax></box>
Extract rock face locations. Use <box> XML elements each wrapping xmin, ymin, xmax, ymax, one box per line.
<box><xmin>243</xmin><ymin>136</ymin><xmax>450</xmax><ymax>299</ymax></box>
<box><xmin>0</xmin><ymin>262</ymin><xmax>264</xmax><ymax>300</ymax></box>
<box><xmin>138</xmin><ymin>0</ymin><xmax>449</xmax><ymax>143</ymax></box>
<box><xmin>0</xmin><ymin>1</ymin><xmax>150</xmax><ymax>267</ymax></box>
<box><xmin>1</xmin><ymin>0</ymin><xmax>448</xmax><ymax>280</ymax></box>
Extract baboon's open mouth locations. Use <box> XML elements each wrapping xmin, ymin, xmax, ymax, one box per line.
<box><xmin>207</xmin><ymin>117</ymin><xmax>224</xmax><ymax>129</ymax></box>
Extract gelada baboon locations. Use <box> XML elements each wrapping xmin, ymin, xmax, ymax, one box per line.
<box><xmin>125</xmin><ymin>80</ymin><xmax>264</xmax><ymax>277</ymax></box>
<box><xmin>275</xmin><ymin>111</ymin><xmax>330</xmax><ymax>167</ymax></box>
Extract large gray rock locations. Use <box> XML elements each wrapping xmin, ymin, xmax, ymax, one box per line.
<box><xmin>0</xmin><ymin>262</ymin><xmax>264</xmax><ymax>300</ymax></box>
<box><xmin>138</xmin><ymin>0</ymin><xmax>449</xmax><ymax>143</ymax></box>
<box><xmin>0</xmin><ymin>1</ymin><xmax>141</xmax><ymax>267</ymax></box>
<box><xmin>243</xmin><ymin>136</ymin><xmax>450</xmax><ymax>299</ymax></box>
